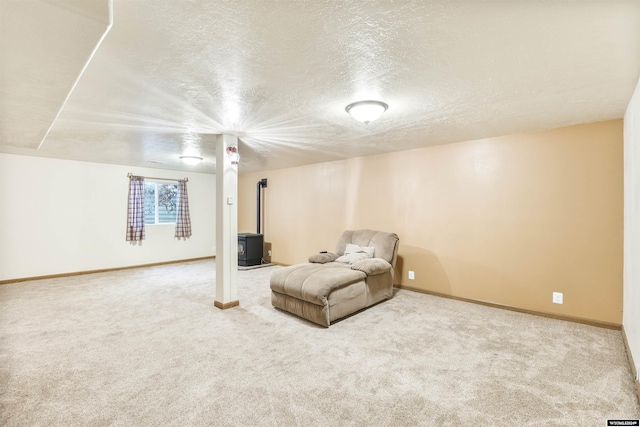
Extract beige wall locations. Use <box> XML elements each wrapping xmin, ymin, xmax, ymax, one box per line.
<box><xmin>239</xmin><ymin>120</ymin><xmax>623</xmax><ymax>324</ymax></box>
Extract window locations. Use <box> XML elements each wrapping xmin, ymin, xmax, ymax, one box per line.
<box><xmin>144</xmin><ymin>181</ymin><xmax>179</xmax><ymax>224</ymax></box>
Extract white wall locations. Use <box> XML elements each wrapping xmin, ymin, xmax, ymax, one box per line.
<box><xmin>0</xmin><ymin>154</ymin><xmax>216</xmax><ymax>281</ymax></box>
<box><xmin>624</xmin><ymin>75</ymin><xmax>640</xmax><ymax>376</ymax></box>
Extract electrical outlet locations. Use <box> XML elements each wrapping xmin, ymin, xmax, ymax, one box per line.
<box><xmin>552</xmin><ymin>292</ymin><xmax>563</xmax><ymax>304</ymax></box>
<box><xmin>267</xmin><ymin>250</ymin><xmax>272</xmax><ymax>256</ymax></box>
<box><xmin>408</xmin><ymin>271</ymin><xmax>415</xmax><ymax>280</ymax></box>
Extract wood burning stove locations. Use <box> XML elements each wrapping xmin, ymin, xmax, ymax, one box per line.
<box><xmin>238</xmin><ymin>233</ymin><xmax>263</xmax><ymax>267</ymax></box>
<box><xmin>237</xmin><ymin>178</ymin><xmax>268</xmax><ymax>267</ymax></box>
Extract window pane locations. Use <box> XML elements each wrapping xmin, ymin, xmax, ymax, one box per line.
<box><xmin>144</xmin><ymin>183</ymin><xmax>156</xmax><ymax>224</ymax></box>
<box><xmin>157</xmin><ymin>183</ymin><xmax>178</xmax><ymax>223</ymax></box>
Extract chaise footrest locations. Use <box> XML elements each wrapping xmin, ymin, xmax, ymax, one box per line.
<box><xmin>270</xmin><ymin>263</ymin><xmax>366</xmax><ymax>305</ymax></box>
<box><xmin>270</xmin><ymin>263</ymin><xmax>367</xmax><ymax>327</ymax></box>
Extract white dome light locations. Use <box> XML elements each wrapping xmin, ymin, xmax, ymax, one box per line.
<box><xmin>345</xmin><ymin>100</ymin><xmax>388</xmax><ymax>124</ymax></box>
<box><xmin>179</xmin><ymin>155</ymin><xmax>203</xmax><ymax>166</ymax></box>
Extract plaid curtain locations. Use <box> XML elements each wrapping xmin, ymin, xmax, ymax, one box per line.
<box><xmin>175</xmin><ymin>179</ymin><xmax>192</xmax><ymax>240</ymax></box>
<box><xmin>126</xmin><ymin>176</ymin><xmax>145</xmax><ymax>243</ymax></box>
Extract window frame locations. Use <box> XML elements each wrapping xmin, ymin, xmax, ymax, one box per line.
<box><xmin>144</xmin><ymin>180</ymin><xmax>179</xmax><ymax>225</ymax></box>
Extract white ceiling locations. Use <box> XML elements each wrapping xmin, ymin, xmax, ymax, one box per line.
<box><xmin>2</xmin><ymin>0</ymin><xmax>640</xmax><ymax>174</ymax></box>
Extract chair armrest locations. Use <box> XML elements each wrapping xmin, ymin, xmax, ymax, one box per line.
<box><xmin>308</xmin><ymin>252</ymin><xmax>339</xmax><ymax>264</ymax></box>
<box><xmin>350</xmin><ymin>258</ymin><xmax>392</xmax><ymax>275</ymax></box>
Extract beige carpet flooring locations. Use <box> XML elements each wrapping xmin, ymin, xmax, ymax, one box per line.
<box><xmin>1</xmin><ymin>259</ymin><xmax>639</xmax><ymax>426</ymax></box>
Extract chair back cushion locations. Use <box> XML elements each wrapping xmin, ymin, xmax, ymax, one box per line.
<box><xmin>335</xmin><ymin>230</ymin><xmax>399</xmax><ymax>268</ymax></box>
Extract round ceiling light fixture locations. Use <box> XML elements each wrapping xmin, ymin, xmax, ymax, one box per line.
<box><xmin>179</xmin><ymin>155</ymin><xmax>203</xmax><ymax>166</ymax></box>
<box><xmin>345</xmin><ymin>100</ymin><xmax>388</xmax><ymax>124</ymax></box>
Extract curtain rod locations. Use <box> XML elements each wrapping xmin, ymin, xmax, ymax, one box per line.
<box><xmin>127</xmin><ymin>173</ymin><xmax>188</xmax><ymax>182</ymax></box>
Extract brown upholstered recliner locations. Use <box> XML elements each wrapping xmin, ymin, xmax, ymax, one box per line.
<box><xmin>270</xmin><ymin>230</ymin><xmax>400</xmax><ymax>327</ymax></box>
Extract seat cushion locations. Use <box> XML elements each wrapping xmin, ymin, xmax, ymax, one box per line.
<box><xmin>270</xmin><ymin>263</ymin><xmax>366</xmax><ymax>306</ymax></box>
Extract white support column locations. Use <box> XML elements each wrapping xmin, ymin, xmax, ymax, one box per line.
<box><xmin>214</xmin><ymin>134</ymin><xmax>239</xmax><ymax>309</ymax></box>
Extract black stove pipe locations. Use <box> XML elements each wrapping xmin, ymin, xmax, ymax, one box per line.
<box><xmin>257</xmin><ymin>178</ymin><xmax>268</xmax><ymax>234</ymax></box>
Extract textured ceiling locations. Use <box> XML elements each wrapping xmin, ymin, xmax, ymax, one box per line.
<box><xmin>0</xmin><ymin>0</ymin><xmax>111</xmax><ymax>149</ymax></box>
<box><xmin>1</xmin><ymin>0</ymin><xmax>640</xmax><ymax>174</ymax></box>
